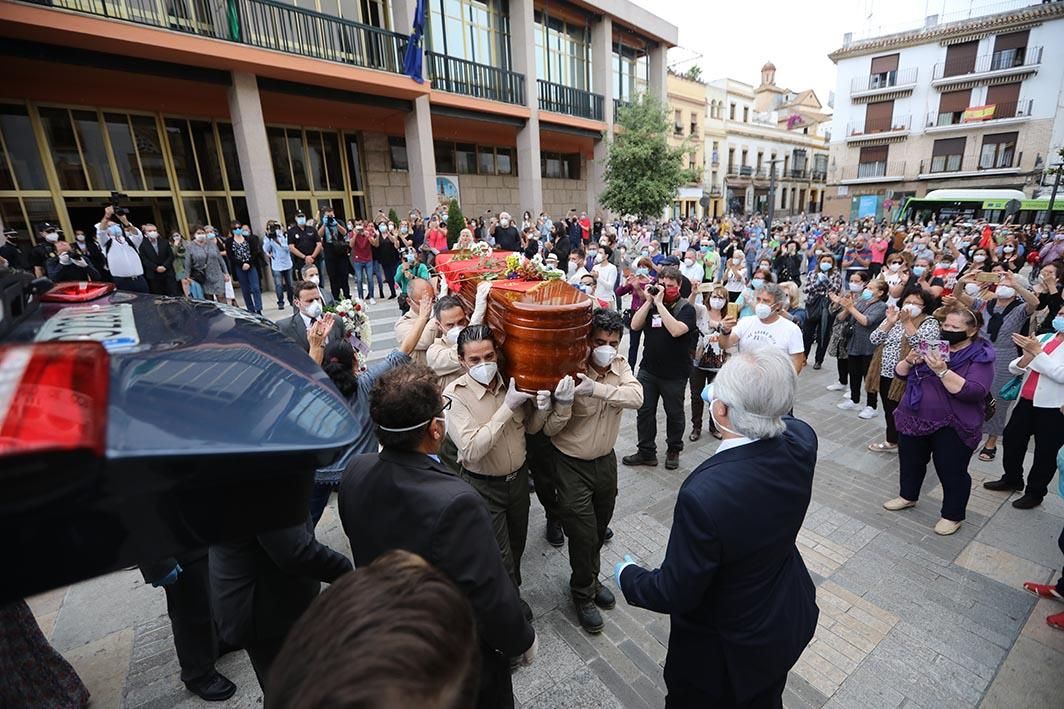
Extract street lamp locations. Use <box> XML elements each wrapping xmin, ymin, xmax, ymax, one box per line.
<box><xmin>765</xmin><ymin>158</ymin><xmax>784</xmax><ymax>230</ymax></box>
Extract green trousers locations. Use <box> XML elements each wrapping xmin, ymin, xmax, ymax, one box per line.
<box><xmin>554</xmin><ymin>448</ymin><xmax>618</xmax><ymax>603</ymax></box>
<box><xmin>460</xmin><ymin>467</ymin><xmax>530</xmax><ymax>588</ymax></box>
<box><xmin>526</xmin><ymin>431</ymin><xmax>561</xmax><ymax>523</ymax></box>
<box><xmin>438</xmin><ymin>434</ymin><xmax>460</xmax><ymax>474</ymax></box>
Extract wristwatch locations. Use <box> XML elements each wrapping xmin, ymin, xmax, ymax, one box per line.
<box><xmin>935</xmin><ymin>368</ymin><xmax>948</xmax><ymax>378</ymax></box>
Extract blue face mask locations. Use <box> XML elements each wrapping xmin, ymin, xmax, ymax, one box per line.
<box><xmin>819</xmin><ymin>262</ymin><xmax>832</xmax><ymax>272</ymax></box>
<box><xmin>913</xmin><ymin>266</ymin><xmax>926</xmax><ymax>277</ymax></box>
<box><xmin>635</xmin><ymin>267</ymin><xmax>649</xmax><ymax>277</ymax></box>
<box><xmin>861</xmin><ymin>289</ymin><xmax>874</xmax><ymax>301</ymax></box>
<box><xmin>241</xmin><ymin>228</ymin><xmax>249</xmax><ymax>236</ymax></box>
<box><xmin>1053</xmin><ymin>316</ymin><xmax>1064</xmax><ymax>333</ymax></box>
<box><xmin>750</xmin><ymin>278</ymin><xmax>764</xmax><ymax>289</ymax></box>
<box><xmin>107</xmin><ymin>224</ymin><xmax>123</xmax><ymax>238</ymax></box>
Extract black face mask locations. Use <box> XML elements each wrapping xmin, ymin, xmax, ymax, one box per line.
<box><xmin>941</xmin><ymin>329</ymin><xmax>968</xmax><ymax>345</ymax></box>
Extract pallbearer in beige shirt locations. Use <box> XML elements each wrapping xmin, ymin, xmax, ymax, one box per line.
<box><xmin>542</xmin><ymin>308</ymin><xmax>643</xmax><ymax>634</ymax></box>
<box><xmin>444</xmin><ymin>325</ymin><xmax>550</xmax><ymax>599</ymax></box>
<box><xmin>392</xmin><ymin>277</ymin><xmax>437</xmax><ymax>366</ymax></box>
<box><xmin>427</xmin><ymin>282</ymin><xmax>490</xmax><ymax>390</ymax></box>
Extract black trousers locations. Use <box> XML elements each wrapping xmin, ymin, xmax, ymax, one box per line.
<box><xmin>802</xmin><ymin>308</ymin><xmax>835</xmax><ymax>365</ymax></box>
<box><xmin>636</xmin><ymin>368</ymin><xmax>687</xmax><ymax>456</ymax></box>
<box><xmin>1057</xmin><ymin>526</ymin><xmax>1064</xmax><ymax>597</ymax></box>
<box><xmin>113</xmin><ymin>274</ymin><xmax>149</xmax><ymax>293</ymax></box>
<box><xmin>688</xmin><ymin>367</ymin><xmax>717</xmax><ymax>428</ymax></box>
<box><xmin>164</xmin><ymin>555</ymin><xmax>218</xmax><ymax>684</ymax></box>
<box><xmin>526</xmin><ymin>431</ymin><xmax>561</xmax><ymax>523</ymax></box>
<box><xmin>666</xmin><ymin>673</ymin><xmax>787</xmax><ymax>709</ymax></box>
<box><xmin>899</xmin><ymin>427</ymin><xmax>973</xmax><ymax>521</ymax></box>
<box><xmin>477</xmin><ymin>647</ymin><xmax>515</xmax><ymax>709</ymax></box>
<box><xmin>627</xmin><ymin>327</ymin><xmax>642</xmax><ymax>369</ymax></box>
<box><xmin>880</xmin><ymin>377</ymin><xmax>900</xmax><ymax>444</ymax></box>
<box><xmin>245</xmin><ymin>635</ymin><xmax>286</xmax><ymax>689</ymax></box>
<box><xmin>145</xmin><ymin>271</ymin><xmax>177</xmax><ymax>296</ymax></box>
<box><xmin>847</xmin><ymin>354</ymin><xmax>876</xmax><ymax>408</ymax></box>
<box><xmin>324</xmin><ymin>254</ymin><xmax>350</xmax><ymax>301</ymax></box>
<box><xmin>1001</xmin><ymin>398</ymin><xmax>1064</xmax><ymax>499</ymax></box>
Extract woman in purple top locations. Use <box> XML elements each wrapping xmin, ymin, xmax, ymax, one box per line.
<box><xmin>882</xmin><ymin>306</ymin><xmax>995</xmax><ymax>536</ymax></box>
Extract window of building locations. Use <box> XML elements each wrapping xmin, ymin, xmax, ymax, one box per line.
<box><xmin>454</xmin><ymin>143</ymin><xmax>476</xmax><ymax>174</ymax></box>
<box><xmin>936</xmin><ymin>89</ymin><xmax>971</xmax><ymax>127</ymax></box>
<box><xmin>727</xmin><ymin>147</ymin><xmax>735</xmax><ymax>171</ymax></box>
<box><xmin>729</xmin><ymin>103</ymin><xmax>736</xmax><ymax>120</ymax></box>
<box><xmin>813</xmin><ymin>153</ymin><xmax>828</xmax><ymax>177</ymax></box>
<box><xmin>742</xmin><ymin>106</ymin><xmax>749</xmax><ymax>123</ymax></box>
<box><xmin>780</xmin><ymin>187</ymin><xmax>787</xmax><ymax>209</ymax></box>
<box><xmin>756</xmin><ymin>152</ymin><xmax>763</xmax><ymax>171</ymax></box>
<box><xmin>434</xmin><ymin>141</ymin><xmax>456</xmax><ymax>173</ymax></box>
<box><xmin>979</xmin><ymin>132</ymin><xmax>1017</xmax><ymax>169</ymax></box>
<box><xmin>991</xmin><ymin>30</ymin><xmax>1029</xmax><ymax>71</ymax></box>
<box><xmin>388</xmin><ymin>136</ymin><xmax>408</xmax><ymax>170</ymax></box>
<box><xmin>541</xmin><ymin>152</ymin><xmax>581</xmax><ymax>179</ymax></box>
<box><xmin>674</xmin><ymin>110</ymin><xmax>683</xmax><ymax>135</ymax></box>
<box><xmin>930</xmin><ymin>137</ymin><xmax>965</xmax><ymax>173</ymax></box>
<box><xmin>942</xmin><ymin>39</ymin><xmax>978</xmax><ymax>77</ymax></box>
<box><xmin>740</xmin><ymin>149</ymin><xmax>748</xmax><ymax>167</ymax></box>
<box><xmin>612</xmin><ymin>41</ymin><xmax>648</xmax><ymax>103</ymax></box>
<box><xmin>868</xmin><ymin>53</ymin><xmax>900</xmax><ymax>89</ymax></box>
<box><xmin>432</xmin><ymin>142</ymin><xmax>516</xmax><ymax>176</ymax></box>
<box><xmin>858</xmin><ymin>145</ymin><xmax>888</xmax><ymax>177</ymax></box>
<box><xmin>688</xmin><ymin>153</ymin><xmax>696</xmax><ymax>171</ymax></box>
<box><xmin>0</xmin><ymin>104</ymin><xmax>47</xmax><ymax>190</ymax></box>
<box><xmin>535</xmin><ymin>10</ymin><xmax>591</xmax><ymax>90</ymax></box>
<box><xmin>496</xmin><ymin>147</ymin><xmax>513</xmax><ymax>175</ymax></box>
<box><xmin>690</xmin><ymin>112</ymin><xmax>698</xmax><ymax>135</ymax></box>
<box><xmin>428</xmin><ymin>0</ymin><xmax>512</xmax><ymax>70</ymax></box>
<box><xmin>478</xmin><ymin>146</ymin><xmax>495</xmax><ymax>175</ymax></box>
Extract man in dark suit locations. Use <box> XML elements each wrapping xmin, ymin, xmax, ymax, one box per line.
<box><xmin>338</xmin><ymin>364</ymin><xmax>536</xmax><ymax>709</ymax></box>
<box><xmin>618</xmin><ymin>347</ymin><xmax>819</xmax><ymax>709</ymax></box>
<box><xmin>279</xmin><ymin>280</ymin><xmax>345</xmax><ymax>353</ymax></box>
<box><xmin>138</xmin><ymin>223</ymin><xmax>177</xmax><ymax>295</ymax></box>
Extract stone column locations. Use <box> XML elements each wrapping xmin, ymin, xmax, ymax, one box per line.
<box><xmin>393</xmin><ymin>0</ymin><xmax>438</xmax><ymax>213</ymax></box>
<box><xmin>588</xmin><ymin>14</ymin><xmax>613</xmax><ymax>218</ymax></box>
<box><xmin>509</xmin><ymin>0</ymin><xmax>543</xmax><ymax>213</ymax></box>
<box><xmin>227</xmin><ymin>72</ymin><xmax>278</xmax><ymax>239</ymax></box>
<box><xmin>649</xmin><ymin>43</ymin><xmax>668</xmax><ymax>103</ymax></box>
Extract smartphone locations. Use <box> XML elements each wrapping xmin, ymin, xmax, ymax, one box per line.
<box><xmin>697</xmin><ymin>282</ymin><xmax>716</xmax><ymax>294</ymax></box>
<box><xmin>726</xmin><ymin>302</ymin><xmax>740</xmax><ymax>319</ymax></box>
<box><xmin>975</xmin><ymin>272</ymin><xmax>999</xmax><ymax>284</ymax></box>
<box><xmin>918</xmin><ymin>340</ymin><xmax>950</xmax><ymax>362</ymax></box>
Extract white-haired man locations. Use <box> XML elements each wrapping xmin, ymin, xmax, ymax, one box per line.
<box><xmin>718</xmin><ymin>282</ymin><xmax>806</xmax><ymax>372</ymax></box>
<box><xmin>491</xmin><ymin>211</ymin><xmax>522</xmax><ymax>252</ymax></box>
<box><xmin>615</xmin><ymin>347</ymin><xmax>818</xmax><ymax>708</ymax></box>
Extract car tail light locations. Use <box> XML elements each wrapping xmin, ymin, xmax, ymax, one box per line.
<box><xmin>40</xmin><ymin>281</ymin><xmax>116</xmax><ymax>303</ymax></box>
<box><xmin>0</xmin><ymin>343</ymin><xmax>109</xmax><ymax>457</ymax></box>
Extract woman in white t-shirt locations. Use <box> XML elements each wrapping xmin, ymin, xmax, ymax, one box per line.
<box><xmin>592</xmin><ymin>248</ymin><xmax>618</xmax><ymax>308</ymax></box>
<box><xmin>688</xmin><ymin>284</ymin><xmax>730</xmax><ymax>441</ymax></box>
<box><xmin>723</xmin><ymin>252</ymin><xmax>747</xmax><ymax>302</ymax></box>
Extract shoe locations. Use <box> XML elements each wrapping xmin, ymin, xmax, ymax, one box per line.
<box><xmin>1012</xmin><ymin>494</ymin><xmax>1043</xmax><ymax>510</ymax></box>
<box><xmin>1022</xmin><ymin>581</ymin><xmax>1064</xmax><ymax>602</ymax></box>
<box><xmin>276</xmin><ymin>302</ymin><xmax>284</xmax><ymax>310</ymax></box>
<box><xmin>837</xmin><ymin>400</ymin><xmax>859</xmax><ymax>411</ymax></box>
<box><xmin>812</xmin><ymin>362</ymin><xmax>822</xmax><ymax>370</ymax></box>
<box><xmin>185</xmin><ymin>672</ymin><xmax>237</xmax><ymax>702</ymax></box>
<box><xmin>528</xmin><ymin>476</ymin><xmax>536</xmax><ymax>494</ymax></box>
<box><xmin>545</xmin><ymin>519</ymin><xmax>564</xmax><ymax>548</ymax></box>
<box><xmin>388</xmin><ymin>293</ymin><xmax>397</xmax><ymax>299</ymax></box>
<box><xmin>689</xmin><ymin>428</ymin><xmax>701</xmax><ymax>442</ymax></box>
<box><xmin>622</xmin><ymin>453</ymin><xmax>658</xmax><ymax>467</ymax></box>
<box><xmin>934</xmin><ymin>518</ymin><xmax>961</xmax><ymax>536</ymax></box>
<box><xmin>665</xmin><ymin>450</ymin><xmax>679</xmax><ymax>470</ymax></box>
<box><xmin>883</xmin><ymin>497</ymin><xmax>916</xmax><ymax>511</ymax></box>
<box><xmin>520</xmin><ymin>599</ymin><xmax>533</xmax><ymax>622</ymax></box>
<box><xmin>603</xmin><ymin>526</ymin><xmax>614</xmax><ymax>542</ymax></box>
<box><xmin>977</xmin><ymin>446</ymin><xmax>997</xmax><ymax>462</ymax></box>
<box><xmin>575</xmin><ymin>601</ymin><xmax>604</xmax><ymax>634</ymax></box>
<box><xmin>858</xmin><ymin>406</ymin><xmax>877</xmax><ymax>420</ymax></box>
<box><xmin>594</xmin><ymin>586</ymin><xmax>616</xmax><ymax>610</ymax></box>
<box><xmin>1048</xmin><ymin>611</ymin><xmax>1064</xmax><ymax>632</ymax></box>
<box><xmin>868</xmin><ymin>441</ymin><xmax>898</xmax><ymax>453</ymax></box>
<box><xmin>369</xmin><ymin>298</ymin><xmax>377</xmax><ymax>305</ymax></box>
<box><xmin>826</xmin><ymin>383</ymin><xmax>847</xmax><ymax>391</ymax></box>
<box><xmin>982</xmin><ymin>477</ymin><xmax>1023</xmax><ymax>492</ymax></box>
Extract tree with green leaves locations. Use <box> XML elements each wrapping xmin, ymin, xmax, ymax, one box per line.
<box><xmin>683</xmin><ymin>65</ymin><xmax>702</xmax><ymax>82</ymax></box>
<box><xmin>388</xmin><ymin>208</ymin><xmax>401</xmax><ymax>226</ymax></box>
<box><xmin>446</xmin><ymin>199</ymin><xmax>465</xmax><ymax>248</ymax></box>
<box><xmin>600</xmin><ymin>93</ymin><xmax>698</xmax><ymax>219</ymax></box>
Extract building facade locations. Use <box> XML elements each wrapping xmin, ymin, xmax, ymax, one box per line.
<box><xmin>710</xmin><ymin>63</ymin><xmax>830</xmax><ymax>219</ymax></box>
<box><xmin>0</xmin><ymin>0</ymin><xmax>676</xmax><ymax>246</ymax></box>
<box><xmin>666</xmin><ymin>71</ymin><xmax>706</xmax><ymax>218</ymax></box>
<box><xmin>824</xmin><ymin>1</ymin><xmax>1064</xmax><ymax>221</ymax></box>
<box><xmin>702</xmin><ymin>81</ymin><xmax>728</xmax><ymax>218</ymax></box>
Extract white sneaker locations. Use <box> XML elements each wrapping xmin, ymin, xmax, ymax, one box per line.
<box><xmin>858</xmin><ymin>406</ymin><xmax>877</xmax><ymax>419</ymax></box>
<box><xmin>369</xmin><ymin>298</ymin><xmax>377</xmax><ymax>305</ymax></box>
<box><xmin>826</xmin><ymin>383</ymin><xmax>847</xmax><ymax>391</ymax></box>
<box><xmin>837</xmin><ymin>400</ymin><xmax>859</xmax><ymax>411</ymax></box>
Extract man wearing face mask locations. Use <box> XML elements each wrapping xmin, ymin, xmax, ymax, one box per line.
<box><xmin>97</xmin><ymin>207</ymin><xmax>149</xmax><ymax>292</ymax></box>
<box><xmin>317</xmin><ymin>206</ymin><xmax>350</xmax><ymax>301</ymax></box>
<box><xmin>139</xmin><ymin>222</ymin><xmax>177</xmax><ymax>295</ymax></box>
<box><xmin>0</xmin><ymin>227</ymin><xmax>27</xmax><ymax>271</ymax></box>
<box><xmin>32</xmin><ymin>221</ymin><xmax>62</xmax><ymax>278</ymax></box>
<box><xmin>427</xmin><ymin>285</ymin><xmax>491</xmax><ymax>390</ymax></box>
<box><xmin>624</xmin><ymin>266</ymin><xmax>697</xmax><ymax>471</ymax></box>
<box><xmin>394</xmin><ymin>277</ymin><xmax>437</xmax><ymax>366</ymax></box>
<box><xmin>718</xmin><ymin>283</ymin><xmax>806</xmax><ymax>373</ymax></box>
<box><xmin>444</xmin><ymin>326</ymin><xmax>551</xmax><ymax>617</ymax></box>
<box><xmin>280</xmin><ymin>281</ymin><xmax>346</xmax><ymax>353</ymax></box>
<box><xmin>491</xmin><ymin>211</ymin><xmax>522</xmax><ymax>252</ymax></box>
<box><xmin>339</xmin><ymin>365</ymin><xmax>537</xmax><ymax>709</ymax></box>
<box><xmin>46</xmin><ymin>239</ymin><xmax>101</xmax><ymax>283</ymax></box>
<box><xmin>287</xmin><ymin>210</ymin><xmax>322</xmax><ymax>285</ymax></box>
<box><xmin>543</xmin><ymin>309</ymin><xmax>643</xmax><ymax>633</ymax></box>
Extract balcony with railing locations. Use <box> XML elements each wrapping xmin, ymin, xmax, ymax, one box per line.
<box><xmin>839</xmin><ymin>161</ymin><xmax>906</xmax><ymax>182</ymax></box>
<box><xmin>917</xmin><ymin>151</ymin><xmax>1021</xmax><ymax>178</ymax></box>
<box><xmin>425</xmin><ymin>52</ymin><xmax>524</xmax><ymax>105</ymax></box>
<box><xmin>925</xmin><ymin>100</ymin><xmax>1033</xmax><ymax>131</ymax></box>
<box><xmin>810</xmin><ymin>170</ymin><xmax>827</xmax><ymax>182</ymax></box>
<box><xmin>850</xmin><ymin>67</ymin><xmax>918</xmax><ymax>97</ymax></box>
<box><xmin>538</xmin><ymin>81</ymin><xmax>604</xmax><ymax>121</ymax></box>
<box><xmin>932</xmin><ymin>46</ymin><xmax>1042</xmax><ymax>84</ymax></box>
<box><xmin>845</xmin><ymin>115</ymin><xmax>912</xmax><ymax>143</ymax></box>
<box><xmin>22</xmin><ymin>0</ymin><xmax>409</xmax><ymax>74</ymax></box>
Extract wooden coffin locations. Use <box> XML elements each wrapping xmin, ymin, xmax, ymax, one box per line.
<box><xmin>455</xmin><ymin>273</ymin><xmax>593</xmax><ymax>393</ymax></box>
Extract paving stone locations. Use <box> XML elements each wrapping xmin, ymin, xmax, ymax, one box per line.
<box><xmin>981</xmin><ymin>635</ymin><xmax>1064</xmax><ymax>709</ymax></box>
<box><xmin>62</xmin><ymin>628</ymin><xmax>134</xmax><ymax>709</ymax></box>
<box><xmin>583</xmin><ymin>659</ymin><xmax>647</xmax><ymax>709</ymax></box>
<box><xmin>974</xmin><ymin>503</ymin><xmax>1064</xmax><ymax>568</ymax></box>
<box><xmin>50</xmin><ymin>568</ymin><xmax>166</xmax><ymax>653</ymax></box>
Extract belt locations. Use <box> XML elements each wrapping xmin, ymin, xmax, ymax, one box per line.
<box><xmin>462</xmin><ymin>468</ymin><xmax>520</xmax><ymax>482</ymax></box>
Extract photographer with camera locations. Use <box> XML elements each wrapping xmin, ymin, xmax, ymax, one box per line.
<box><xmin>31</xmin><ymin>222</ymin><xmax>62</xmax><ymax>278</ymax></box>
<box><xmin>46</xmin><ymin>239</ymin><xmax>101</xmax><ymax>283</ymax></box>
<box><xmin>317</xmin><ymin>205</ymin><xmax>350</xmax><ymax>301</ymax></box>
<box><xmin>96</xmin><ymin>198</ymin><xmax>149</xmax><ymax>292</ymax></box>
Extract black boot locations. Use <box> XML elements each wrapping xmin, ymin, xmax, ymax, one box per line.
<box><xmin>185</xmin><ymin>672</ymin><xmax>237</xmax><ymax>702</ymax></box>
<box><xmin>545</xmin><ymin>519</ymin><xmax>564</xmax><ymax>548</ymax></box>
<box><xmin>575</xmin><ymin>601</ymin><xmax>604</xmax><ymax>633</ymax></box>
<box><xmin>594</xmin><ymin>586</ymin><xmax>616</xmax><ymax>610</ymax></box>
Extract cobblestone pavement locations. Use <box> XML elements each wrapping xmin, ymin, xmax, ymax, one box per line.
<box><xmin>29</xmin><ymin>296</ymin><xmax>1064</xmax><ymax>708</ymax></box>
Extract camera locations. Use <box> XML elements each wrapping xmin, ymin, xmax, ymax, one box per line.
<box><xmin>107</xmin><ymin>191</ymin><xmax>130</xmax><ymax>217</ymax></box>
<box><xmin>646</xmin><ymin>285</ymin><xmax>661</xmax><ymax>296</ymax></box>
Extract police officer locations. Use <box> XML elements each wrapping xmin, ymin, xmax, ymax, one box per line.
<box><xmin>287</xmin><ymin>211</ymin><xmax>321</xmax><ymax>285</ymax></box>
<box><xmin>317</xmin><ymin>205</ymin><xmax>349</xmax><ymax>301</ymax></box>
<box><xmin>0</xmin><ymin>227</ymin><xmax>28</xmax><ymax>271</ymax></box>
<box><xmin>544</xmin><ymin>308</ymin><xmax>643</xmax><ymax>633</ymax></box>
<box><xmin>31</xmin><ymin>221</ymin><xmax>61</xmax><ymax>278</ymax></box>
<box><xmin>444</xmin><ymin>325</ymin><xmax>550</xmax><ymax>618</ymax></box>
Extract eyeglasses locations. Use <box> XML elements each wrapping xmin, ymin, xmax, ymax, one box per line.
<box><xmin>434</xmin><ymin>395</ymin><xmax>453</xmax><ymax>417</ymax></box>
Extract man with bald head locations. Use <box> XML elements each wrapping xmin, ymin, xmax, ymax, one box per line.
<box><xmin>394</xmin><ymin>277</ymin><xmax>437</xmax><ymax>366</ymax></box>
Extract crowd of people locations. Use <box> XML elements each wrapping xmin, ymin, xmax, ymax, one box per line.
<box><xmin>4</xmin><ymin>201</ymin><xmax>1064</xmax><ymax>709</ymax></box>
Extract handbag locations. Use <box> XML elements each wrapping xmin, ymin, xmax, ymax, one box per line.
<box><xmin>998</xmin><ymin>376</ymin><xmax>1022</xmax><ymax>401</ymax></box>
<box><xmin>190</xmin><ymin>267</ymin><xmax>207</xmax><ymax>285</ymax></box>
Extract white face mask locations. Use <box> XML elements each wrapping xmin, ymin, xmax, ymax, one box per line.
<box><xmin>307</xmin><ymin>275</ymin><xmax>320</xmax><ymax>285</ymax></box>
<box><xmin>591</xmin><ymin>345</ymin><xmax>617</xmax><ymax>368</ymax></box>
<box><xmin>75</xmin><ymin>234</ymin><xmax>86</xmax><ymax>243</ymax></box>
<box><xmin>754</xmin><ymin>303</ymin><xmax>773</xmax><ymax>320</ymax></box>
<box><xmin>146</xmin><ymin>231</ymin><xmax>158</xmax><ymax>239</ymax></box>
<box><xmin>684</xmin><ymin>258</ymin><xmax>694</xmax><ymax>266</ymax></box>
<box><xmin>304</xmin><ymin>299</ymin><xmax>323</xmax><ymax>319</ymax></box>
<box><xmin>45</xmin><ymin>232</ymin><xmax>59</xmax><ymax>243</ymax></box>
<box><xmin>964</xmin><ymin>283</ymin><xmax>981</xmax><ymax>296</ymax></box>
<box><xmin>903</xmin><ymin>303</ymin><xmax>922</xmax><ymax>317</ymax></box>
<box><xmin>888</xmin><ymin>263</ymin><xmax>902</xmax><ymax>272</ymax></box>
<box><xmin>445</xmin><ymin>325</ymin><xmax>463</xmax><ymax>345</ymax></box>
<box><xmin>1003</xmin><ymin>246</ymin><xmax>1014</xmax><ymax>253</ymax></box>
<box><xmin>996</xmin><ymin>285</ymin><xmax>1016</xmax><ymax>300</ymax></box>
<box><xmin>848</xmin><ymin>282</ymin><xmax>863</xmax><ymax>292</ymax></box>
<box><xmin>709</xmin><ymin>297</ymin><xmax>726</xmax><ymax>310</ymax></box>
<box><xmin>194</xmin><ymin>234</ymin><xmax>207</xmax><ymax>243</ymax></box>
<box><xmin>499</xmin><ymin>219</ymin><xmax>510</xmax><ymax>228</ymax></box>
<box><xmin>973</xmin><ymin>254</ymin><xmax>987</xmax><ymax>263</ymax></box>
<box><xmin>468</xmin><ymin>361</ymin><xmax>498</xmax><ymax>385</ymax></box>
<box><xmin>732</xmin><ymin>255</ymin><xmax>743</xmax><ymax>263</ymax></box>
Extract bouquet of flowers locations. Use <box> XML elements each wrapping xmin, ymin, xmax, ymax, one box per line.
<box><xmin>498</xmin><ymin>253</ymin><xmax>565</xmax><ymax>282</ymax></box>
<box><xmin>453</xmin><ymin>241</ymin><xmax>493</xmax><ymax>260</ymax></box>
<box><xmin>325</xmin><ymin>298</ymin><xmax>373</xmax><ymax>369</ymax></box>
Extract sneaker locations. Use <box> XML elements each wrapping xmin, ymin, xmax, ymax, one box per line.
<box><xmin>858</xmin><ymin>406</ymin><xmax>877</xmax><ymax>419</ymax></box>
<box><xmin>622</xmin><ymin>453</ymin><xmax>658</xmax><ymax>467</ymax></box>
<box><xmin>826</xmin><ymin>383</ymin><xmax>847</xmax><ymax>391</ymax></box>
<box><xmin>545</xmin><ymin>519</ymin><xmax>564</xmax><ymax>548</ymax></box>
<box><xmin>185</xmin><ymin>672</ymin><xmax>237</xmax><ymax>702</ymax></box>
<box><xmin>837</xmin><ymin>400</ymin><xmax>859</xmax><ymax>411</ymax></box>
<box><xmin>575</xmin><ymin>601</ymin><xmax>604</xmax><ymax>634</ymax></box>
<box><xmin>369</xmin><ymin>298</ymin><xmax>377</xmax><ymax>305</ymax></box>
<box><xmin>883</xmin><ymin>497</ymin><xmax>916</xmax><ymax>511</ymax></box>
<box><xmin>594</xmin><ymin>586</ymin><xmax>616</xmax><ymax>610</ymax></box>
<box><xmin>934</xmin><ymin>518</ymin><xmax>961</xmax><ymax>536</ymax></box>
